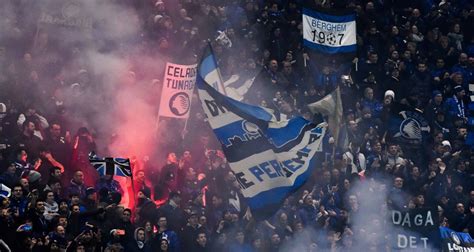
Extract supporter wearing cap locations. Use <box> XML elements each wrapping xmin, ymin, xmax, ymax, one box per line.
<box><xmin>147</xmin><ymin>215</ymin><xmax>180</xmax><ymax>252</ymax></box>
<box><xmin>158</xmin><ymin>191</ymin><xmax>185</xmax><ymax>232</ymax></box>
<box><xmin>83</xmin><ymin>187</ymin><xmax>97</xmax><ymax>211</ymax></box>
<box><xmin>181</xmin><ymin>209</ymin><xmax>206</xmax><ymax>251</ymax></box>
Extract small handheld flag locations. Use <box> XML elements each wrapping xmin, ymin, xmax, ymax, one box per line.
<box><xmin>89</xmin><ymin>152</ymin><xmax>132</xmax><ymax>177</ymax></box>
<box><xmin>0</xmin><ymin>183</ymin><xmax>11</xmax><ymax>197</ymax></box>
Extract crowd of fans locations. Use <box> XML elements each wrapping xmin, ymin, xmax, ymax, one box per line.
<box><xmin>0</xmin><ymin>0</ymin><xmax>473</xmax><ymax>251</ymax></box>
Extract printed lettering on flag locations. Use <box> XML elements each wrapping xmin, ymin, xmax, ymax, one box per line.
<box><xmin>303</xmin><ymin>8</ymin><xmax>356</xmax><ymax>54</ymax></box>
<box><xmin>158</xmin><ymin>63</ymin><xmax>197</xmax><ymax>119</ymax></box>
<box><xmin>439</xmin><ymin>227</ymin><xmax>474</xmax><ymax>252</ymax></box>
<box><xmin>197</xmin><ymin>50</ymin><xmax>327</xmax><ymax>217</ymax></box>
<box><xmin>390</xmin><ymin>208</ymin><xmax>440</xmax><ymax>250</ymax></box>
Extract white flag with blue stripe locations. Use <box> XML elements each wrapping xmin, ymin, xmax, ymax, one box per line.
<box><xmin>198</xmin><ymin>47</ymin><xmax>327</xmax><ymax>218</ymax></box>
<box><xmin>0</xmin><ymin>183</ymin><xmax>11</xmax><ymax>197</ymax></box>
<box><xmin>199</xmin><ymin>45</ymin><xmax>226</xmax><ymax>94</ymax></box>
<box><xmin>303</xmin><ymin>8</ymin><xmax>356</xmax><ymax>54</ymax></box>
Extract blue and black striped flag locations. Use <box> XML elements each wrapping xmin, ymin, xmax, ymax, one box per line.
<box><xmin>88</xmin><ymin>152</ymin><xmax>132</xmax><ymax>177</ymax></box>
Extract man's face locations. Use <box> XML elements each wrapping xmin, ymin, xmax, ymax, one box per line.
<box><xmin>183</xmin><ymin>151</ymin><xmax>191</xmax><ymax>160</ymax></box>
<box><xmin>137</xmin><ymin>230</ymin><xmax>145</xmax><ymax>241</ymax></box>
<box><xmin>13</xmin><ymin>186</ymin><xmax>23</xmax><ymax>198</ymax></box>
<box><xmin>158</xmin><ymin>217</ymin><xmax>167</xmax><ymax>228</ymax></box>
<box><xmin>458</xmin><ymin>128</ymin><xmax>468</xmax><ymax>137</ymax></box>
<box><xmin>167</xmin><ymin>153</ymin><xmax>177</xmax><ymax>163</ymax></box>
<box><xmin>459</xmin><ymin>53</ymin><xmax>468</xmax><ymax>64</ymax></box>
<box><xmin>456</xmin><ymin>203</ymin><xmax>465</xmax><ymax>213</ymax></box>
<box><xmin>56</xmin><ymin>225</ymin><xmax>65</xmax><ymax>236</ymax></box>
<box><xmin>7</xmin><ymin>163</ymin><xmax>16</xmax><ymax>174</ymax></box>
<box><xmin>136</xmin><ymin>171</ymin><xmax>145</xmax><ymax>181</ymax></box>
<box><xmin>388</xmin><ymin>145</ymin><xmax>398</xmax><ymax>155</ymax></box>
<box><xmin>283</xmin><ymin>63</ymin><xmax>292</xmax><ymax>74</ymax></box>
<box><xmin>122</xmin><ymin>211</ymin><xmax>131</xmax><ymax>222</ymax></box>
<box><xmin>20</xmin><ymin>178</ymin><xmax>29</xmax><ymax>189</ymax></box>
<box><xmin>18</xmin><ymin>150</ymin><xmax>27</xmax><ymax>162</ymax></box>
<box><xmin>394</xmin><ymin>178</ymin><xmax>403</xmax><ymax>189</ymax></box>
<box><xmin>269</xmin><ymin>60</ymin><xmax>278</xmax><ymax>72</ymax></box>
<box><xmin>73</xmin><ymin>171</ymin><xmax>84</xmax><ymax>184</ymax></box>
<box><xmin>368</xmin><ymin>53</ymin><xmax>378</xmax><ymax>63</ymax></box>
<box><xmin>52</xmin><ymin>168</ymin><xmax>62</xmax><ymax>178</ymax></box>
<box><xmin>416</xmin><ymin>195</ymin><xmax>424</xmax><ymax>205</ymax></box>
<box><xmin>417</xmin><ymin>64</ymin><xmax>427</xmax><ymax>72</ymax></box>
<box><xmin>271</xmin><ymin>234</ymin><xmax>281</xmax><ymax>245</ymax></box>
<box><xmin>58</xmin><ymin>217</ymin><xmax>68</xmax><ymax>227</ymax></box>
<box><xmin>71</xmin><ymin>195</ymin><xmax>80</xmax><ymax>204</ymax></box>
<box><xmin>349</xmin><ymin>195</ymin><xmax>358</xmax><ymax>205</ymax></box>
<box><xmin>50</xmin><ymin>124</ymin><xmax>61</xmax><ymax>138</ymax></box>
<box><xmin>46</xmin><ymin>192</ymin><xmax>55</xmax><ymax>202</ymax></box>
<box><xmin>72</xmin><ymin>205</ymin><xmax>80</xmax><ymax>213</ymax></box>
<box><xmin>188</xmin><ymin>215</ymin><xmax>198</xmax><ymax>226</ymax></box>
<box><xmin>36</xmin><ymin>201</ymin><xmax>45</xmax><ymax>214</ymax></box>
<box><xmin>51</xmin><ymin>182</ymin><xmax>61</xmax><ymax>193</ymax></box>
<box><xmin>323</xmin><ymin>171</ymin><xmax>331</xmax><ymax>181</ymax></box>
<box><xmin>197</xmin><ymin>233</ymin><xmax>207</xmax><ymax>246</ymax></box>
<box><xmin>436</xmin><ymin>59</ymin><xmax>445</xmax><ymax>68</ymax></box>
<box><xmin>26</xmin><ymin>122</ymin><xmax>35</xmax><ymax>134</ymax></box>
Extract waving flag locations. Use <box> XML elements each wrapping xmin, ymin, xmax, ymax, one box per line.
<box><xmin>307</xmin><ymin>87</ymin><xmax>343</xmax><ymax>140</ymax></box>
<box><xmin>439</xmin><ymin>227</ymin><xmax>474</xmax><ymax>251</ymax></box>
<box><xmin>387</xmin><ymin>106</ymin><xmax>431</xmax><ymax>145</ymax></box>
<box><xmin>0</xmin><ymin>183</ymin><xmax>11</xmax><ymax>197</ymax></box>
<box><xmin>303</xmin><ymin>7</ymin><xmax>356</xmax><ymax>54</ymax></box>
<box><xmin>199</xmin><ymin>44</ymin><xmax>226</xmax><ymax>94</ymax></box>
<box><xmin>197</xmin><ymin>47</ymin><xmax>327</xmax><ymax>218</ymax></box>
<box><xmin>89</xmin><ymin>152</ymin><xmax>132</xmax><ymax>177</ymax></box>
<box><xmin>223</xmin><ymin>74</ymin><xmax>257</xmax><ymax>101</ymax></box>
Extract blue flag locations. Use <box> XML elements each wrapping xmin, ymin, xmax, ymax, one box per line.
<box><xmin>303</xmin><ymin>8</ymin><xmax>357</xmax><ymax>54</ymax></box>
<box><xmin>89</xmin><ymin>152</ymin><xmax>132</xmax><ymax>177</ymax></box>
<box><xmin>197</xmin><ymin>46</ymin><xmax>327</xmax><ymax>218</ymax></box>
<box><xmin>439</xmin><ymin>227</ymin><xmax>474</xmax><ymax>251</ymax></box>
<box><xmin>387</xmin><ymin>107</ymin><xmax>431</xmax><ymax>145</ymax></box>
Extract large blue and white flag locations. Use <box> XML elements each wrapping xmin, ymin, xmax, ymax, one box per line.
<box><xmin>303</xmin><ymin>8</ymin><xmax>356</xmax><ymax>54</ymax></box>
<box><xmin>198</xmin><ymin>48</ymin><xmax>327</xmax><ymax>218</ymax></box>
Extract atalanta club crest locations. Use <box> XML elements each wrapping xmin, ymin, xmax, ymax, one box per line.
<box><xmin>393</xmin><ymin>111</ymin><xmax>430</xmax><ymax>144</ymax></box>
<box><xmin>169</xmin><ymin>92</ymin><xmax>190</xmax><ymax>116</ymax></box>
<box><xmin>450</xmin><ymin>231</ymin><xmax>461</xmax><ymax>245</ymax></box>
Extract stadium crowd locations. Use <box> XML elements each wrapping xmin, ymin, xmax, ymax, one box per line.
<box><xmin>0</xmin><ymin>0</ymin><xmax>473</xmax><ymax>251</ymax></box>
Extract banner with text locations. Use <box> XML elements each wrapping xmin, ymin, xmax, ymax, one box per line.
<box><xmin>158</xmin><ymin>63</ymin><xmax>197</xmax><ymax>119</ymax></box>
<box><xmin>390</xmin><ymin>208</ymin><xmax>440</xmax><ymax>250</ymax></box>
<box><xmin>440</xmin><ymin>227</ymin><xmax>474</xmax><ymax>252</ymax></box>
<box><xmin>303</xmin><ymin>8</ymin><xmax>356</xmax><ymax>54</ymax></box>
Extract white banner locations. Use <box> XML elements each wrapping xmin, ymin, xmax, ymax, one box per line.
<box><xmin>158</xmin><ymin>63</ymin><xmax>197</xmax><ymax>118</ymax></box>
<box><xmin>303</xmin><ymin>8</ymin><xmax>356</xmax><ymax>53</ymax></box>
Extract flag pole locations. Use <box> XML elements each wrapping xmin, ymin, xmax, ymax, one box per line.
<box><xmin>129</xmin><ymin>159</ymin><xmax>137</xmax><ymax>211</ymax></box>
<box><xmin>182</xmin><ymin>117</ymin><xmax>189</xmax><ymax>139</ymax></box>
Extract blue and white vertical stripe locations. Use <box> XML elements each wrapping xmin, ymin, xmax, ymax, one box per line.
<box><xmin>199</xmin><ymin>46</ymin><xmax>226</xmax><ymax>94</ymax></box>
